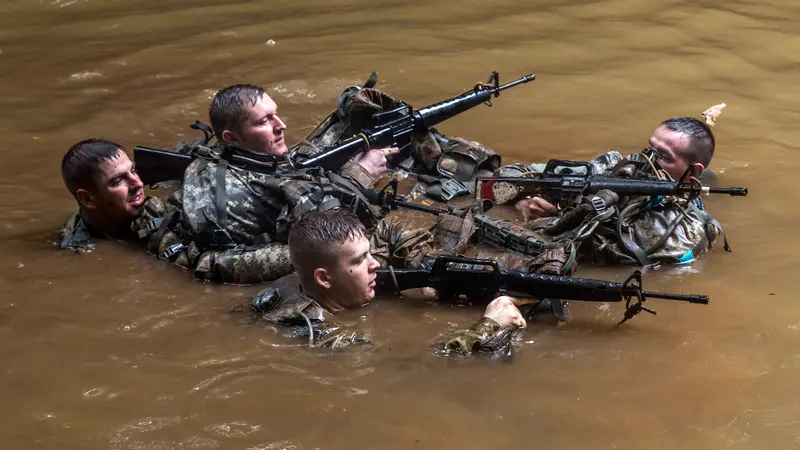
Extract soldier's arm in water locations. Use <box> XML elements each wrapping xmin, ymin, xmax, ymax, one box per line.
<box><xmin>440</xmin><ymin>296</ymin><xmax>526</xmax><ymax>357</ymax></box>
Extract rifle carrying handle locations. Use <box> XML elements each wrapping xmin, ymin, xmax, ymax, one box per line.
<box><xmin>430</xmin><ymin>255</ymin><xmax>499</xmax><ymax>274</ymax></box>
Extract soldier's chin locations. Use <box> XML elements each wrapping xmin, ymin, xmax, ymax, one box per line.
<box><xmin>272</xmin><ymin>139</ymin><xmax>288</xmax><ymax>156</ymax></box>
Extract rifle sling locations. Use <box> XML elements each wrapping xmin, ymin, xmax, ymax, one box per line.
<box><xmin>689</xmin><ymin>200</ymin><xmax>732</xmax><ymax>252</ymax></box>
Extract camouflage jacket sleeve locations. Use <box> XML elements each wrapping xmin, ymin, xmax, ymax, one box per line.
<box><xmin>439</xmin><ymin>317</ymin><xmax>517</xmax><ymax>358</ymax></box>
<box><xmin>290</xmin><ymin>139</ymin><xmax>377</xmax><ymax>189</ymax></box>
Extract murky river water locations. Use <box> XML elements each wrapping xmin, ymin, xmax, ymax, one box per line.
<box><xmin>1</xmin><ymin>0</ymin><xmax>799</xmax><ymax>448</ymax></box>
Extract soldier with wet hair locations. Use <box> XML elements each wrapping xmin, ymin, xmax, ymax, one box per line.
<box><xmin>647</xmin><ymin>117</ymin><xmax>715</xmax><ymax>180</ymax></box>
<box><xmin>251</xmin><ymin>210</ymin><xmax>526</xmax><ymax>355</ymax></box>
<box><xmin>206</xmin><ymin>83</ymin><xmax>397</xmax><ymax>187</ymax></box>
<box><xmin>59</xmin><ymin>138</ymin><xmax>169</xmax><ymax>250</ymax></box>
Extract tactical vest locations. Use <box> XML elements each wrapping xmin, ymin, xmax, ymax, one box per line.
<box><xmin>176</xmin><ymin>145</ymin><xmax>378</xmax><ymax>241</ymax></box>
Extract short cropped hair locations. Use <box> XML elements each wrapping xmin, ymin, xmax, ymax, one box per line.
<box><xmin>61</xmin><ymin>138</ymin><xmax>125</xmax><ymax>196</ymax></box>
<box><xmin>659</xmin><ymin>117</ymin><xmax>715</xmax><ymax>167</ymax></box>
<box><xmin>209</xmin><ymin>84</ymin><xmax>266</xmax><ymax>139</ymax></box>
<box><xmin>288</xmin><ymin>210</ymin><xmax>367</xmax><ymax>282</ymax></box>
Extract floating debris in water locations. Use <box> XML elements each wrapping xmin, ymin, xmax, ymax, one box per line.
<box><xmin>702</xmin><ymin>103</ymin><xmax>726</xmax><ymax>126</ymax></box>
<box><xmin>266</xmin><ymin>39</ymin><xmax>276</xmax><ymax>46</ymax></box>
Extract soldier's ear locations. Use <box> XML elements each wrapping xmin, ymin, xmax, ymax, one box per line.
<box><xmin>221</xmin><ymin>129</ymin><xmax>240</xmax><ymax>145</ymax></box>
<box><xmin>690</xmin><ymin>162</ymin><xmax>705</xmax><ymax>178</ymax></box>
<box><xmin>75</xmin><ymin>188</ymin><xmax>96</xmax><ymax>210</ymax></box>
<box><xmin>314</xmin><ymin>268</ymin><xmax>332</xmax><ymax>290</ymax></box>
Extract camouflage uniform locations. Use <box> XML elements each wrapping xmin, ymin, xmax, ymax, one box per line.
<box><xmin>166</xmin><ymin>150</ymin><xmax>435</xmax><ymax>284</ymax></box>
<box><xmin>250</xmin><ymin>272</ymin><xmax>518</xmax><ymax>356</ymax></box>
<box><xmin>60</xmin><ymin>196</ymin><xmax>171</xmax><ymax>250</ymax></box>
<box><xmin>493</xmin><ymin>151</ymin><xmax>726</xmax><ymax>266</ymax></box>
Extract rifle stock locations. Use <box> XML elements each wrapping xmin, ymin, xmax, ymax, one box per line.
<box><xmin>134</xmin><ymin>146</ymin><xmax>193</xmax><ymax>186</ymax></box>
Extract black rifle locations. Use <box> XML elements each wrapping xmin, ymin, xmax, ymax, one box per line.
<box><xmin>376</xmin><ymin>255</ymin><xmax>709</xmax><ymax>324</ymax></box>
<box><xmin>475</xmin><ymin>159</ymin><xmax>748</xmax><ymax>206</ymax></box>
<box><xmin>294</xmin><ymin>71</ymin><xmax>535</xmax><ymax>171</ymax></box>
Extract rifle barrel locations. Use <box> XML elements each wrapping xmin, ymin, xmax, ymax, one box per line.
<box><xmin>642</xmin><ymin>290</ymin><xmax>710</xmax><ymax>304</ymax></box>
<box><xmin>705</xmin><ymin>186</ymin><xmax>748</xmax><ymax>196</ymax></box>
<box><xmin>495</xmin><ymin>74</ymin><xmax>536</xmax><ymax>93</ymax></box>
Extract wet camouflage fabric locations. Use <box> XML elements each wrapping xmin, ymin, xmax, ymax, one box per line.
<box><xmin>494</xmin><ymin>151</ymin><xmax>623</xmax><ymax>179</ymax></box>
<box><xmin>60</xmin><ymin>196</ymin><xmax>168</xmax><ymax>250</ymax></box>
<box><xmin>369</xmin><ymin>217</ymin><xmax>434</xmax><ymax>269</ymax></box>
<box><xmin>251</xmin><ymin>272</ymin><xmax>516</xmax><ymax>354</ymax></box>
<box><xmin>180</xmin><ymin>157</ymin><xmax>344</xmax><ymax>247</ymax></box>
<box><xmin>251</xmin><ymin>272</ymin><xmax>371</xmax><ymax>348</ymax></box>
<box><xmin>439</xmin><ymin>317</ymin><xmax>517</xmax><ymax>358</ymax></box>
<box><xmin>60</xmin><ymin>212</ymin><xmax>104</xmax><ymax>250</ymax></box>
<box><xmin>586</xmin><ymin>195</ymin><xmax>721</xmax><ymax>266</ymax></box>
<box><xmin>494</xmin><ymin>151</ymin><xmax>724</xmax><ymax>266</ymax></box>
<box><xmin>187</xmin><ymin>217</ymin><xmax>431</xmax><ymax>285</ymax></box>
<box><xmin>194</xmin><ymin>243</ymin><xmax>294</xmax><ymax>284</ymax></box>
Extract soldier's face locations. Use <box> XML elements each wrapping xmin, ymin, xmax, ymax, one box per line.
<box><xmin>648</xmin><ymin>126</ymin><xmax>704</xmax><ymax>179</ymax></box>
<box><xmin>77</xmin><ymin>151</ymin><xmax>145</xmax><ymax>222</ymax></box>
<box><xmin>227</xmin><ymin>93</ymin><xmax>288</xmax><ymax>157</ymax></box>
<box><xmin>327</xmin><ymin>234</ymin><xmax>380</xmax><ymax>308</ymax></box>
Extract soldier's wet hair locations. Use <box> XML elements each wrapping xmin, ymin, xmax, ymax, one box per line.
<box><xmin>209</xmin><ymin>84</ymin><xmax>266</xmax><ymax>139</ymax></box>
<box><xmin>61</xmin><ymin>138</ymin><xmax>125</xmax><ymax>196</ymax></box>
<box><xmin>289</xmin><ymin>210</ymin><xmax>367</xmax><ymax>281</ymax></box>
<box><xmin>659</xmin><ymin>117</ymin><xmax>715</xmax><ymax>167</ymax></box>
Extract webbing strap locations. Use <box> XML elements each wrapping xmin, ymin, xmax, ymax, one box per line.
<box><xmin>215</xmin><ymin>159</ymin><xmax>229</xmax><ymax>231</ymax></box>
<box><xmin>363</xmin><ymin>72</ymin><xmax>378</xmax><ymax>89</ymax></box>
<box><xmin>688</xmin><ymin>201</ymin><xmax>732</xmax><ymax>252</ymax></box>
<box><xmin>616</xmin><ymin>202</ymin><xmax>652</xmax><ymax>267</ymax></box>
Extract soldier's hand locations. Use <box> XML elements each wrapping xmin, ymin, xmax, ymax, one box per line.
<box><xmin>483</xmin><ymin>296</ymin><xmax>527</xmax><ymax>328</ymax></box>
<box><xmin>515</xmin><ymin>196</ymin><xmax>558</xmax><ymax>221</ymax></box>
<box><xmin>354</xmin><ymin>147</ymin><xmax>400</xmax><ymax>180</ymax></box>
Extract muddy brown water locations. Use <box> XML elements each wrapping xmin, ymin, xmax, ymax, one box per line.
<box><xmin>1</xmin><ymin>0</ymin><xmax>799</xmax><ymax>448</ymax></box>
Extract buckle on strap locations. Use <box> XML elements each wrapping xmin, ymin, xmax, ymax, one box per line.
<box><xmin>590</xmin><ymin>196</ymin><xmax>607</xmax><ymax>214</ymax></box>
<box><xmin>136</xmin><ymin>218</ymin><xmax>163</xmax><ymax>239</ymax></box>
<box><xmin>426</xmin><ymin>178</ymin><xmax>470</xmax><ymax>202</ymax></box>
<box><xmin>161</xmin><ymin>242</ymin><xmax>186</xmax><ymax>261</ymax></box>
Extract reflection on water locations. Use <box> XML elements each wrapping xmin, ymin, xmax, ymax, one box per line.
<box><xmin>1</xmin><ymin>0</ymin><xmax>799</xmax><ymax>448</ymax></box>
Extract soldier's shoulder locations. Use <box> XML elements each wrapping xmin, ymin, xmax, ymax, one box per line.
<box><xmin>251</xmin><ymin>272</ymin><xmax>323</xmax><ymax>321</ymax></box>
<box><xmin>59</xmin><ymin>212</ymin><xmax>102</xmax><ymax>250</ymax></box>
